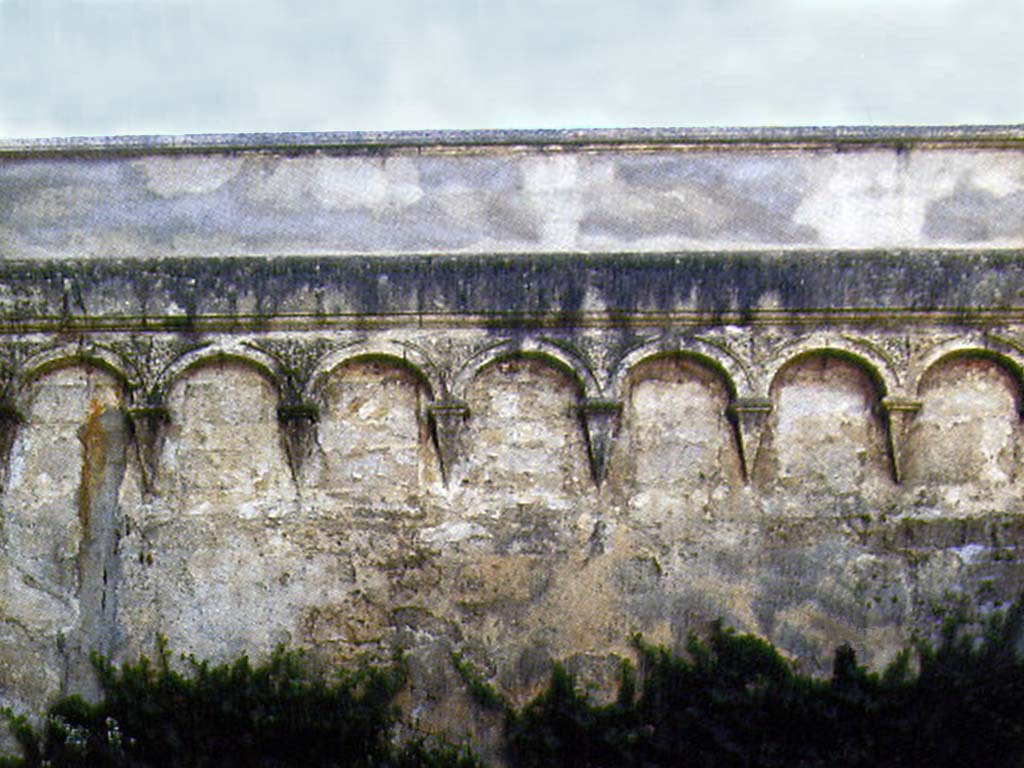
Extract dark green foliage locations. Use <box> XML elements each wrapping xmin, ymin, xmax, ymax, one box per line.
<box><xmin>506</xmin><ymin>662</ymin><xmax>642</xmax><ymax>768</ymax></box>
<box><xmin>1</xmin><ymin>640</ymin><xmax>479</xmax><ymax>768</ymax></box>
<box><xmin>382</xmin><ymin>738</ymin><xmax>483</xmax><ymax>768</ymax></box>
<box><xmin>450</xmin><ymin>653</ymin><xmax>512</xmax><ymax>717</ymax></box>
<box><xmin>504</xmin><ymin>605</ymin><xmax>1024</xmax><ymax>768</ymax></box>
<box><xmin>6</xmin><ymin>600</ymin><xmax>1024</xmax><ymax>767</ymax></box>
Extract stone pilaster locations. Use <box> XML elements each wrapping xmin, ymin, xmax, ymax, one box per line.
<box><xmin>727</xmin><ymin>397</ymin><xmax>773</xmax><ymax>481</ymax></box>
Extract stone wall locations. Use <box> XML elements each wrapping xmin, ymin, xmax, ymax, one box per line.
<box><xmin>2</xmin><ymin>127</ymin><xmax>1024</xmax><ymax>747</ymax></box>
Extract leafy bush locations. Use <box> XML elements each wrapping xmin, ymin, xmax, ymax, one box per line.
<box><xmin>1</xmin><ymin>640</ymin><xmax>480</xmax><ymax>768</ymax></box>
<box><xmin>499</xmin><ymin>603</ymin><xmax>1024</xmax><ymax>768</ymax></box>
<box><xmin>6</xmin><ymin>599</ymin><xmax>1024</xmax><ymax>767</ymax></box>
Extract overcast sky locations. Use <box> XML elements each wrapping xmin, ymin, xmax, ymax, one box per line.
<box><xmin>0</xmin><ymin>0</ymin><xmax>1021</xmax><ymax>139</ymax></box>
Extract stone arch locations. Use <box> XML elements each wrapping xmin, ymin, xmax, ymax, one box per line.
<box><xmin>607</xmin><ymin>340</ymin><xmax>745</xmax><ymax>401</ymax></box>
<box><xmin>19</xmin><ymin>345</ymin><xmax>131</xmax><ymax>399</ymax></box>
<box><xmin>904</xmin><ymin>349</ymin><xmax>1024</xmax><ymax>491</ymax></box>
<box><xmin>451</xmin><ymin>338</ymin><xmax>598</xmax><ymax>403</ymax></box>
<box><xmin>910</xmin><ymin>341</ymin><xmax>1024</xmax><ymax>406</ymax></box>
<box><xmin>611</xmin><ymin>352</ymin><xmax>743</xmax><ymax>523</ymax></box>
<box><xmin>308</xmin><ymin>341</ymin><xmax>438</xmax><ymax>403</ymax></box>
<box><xmin>760</xmin><ymin>349</ymin><xmax>892</xmax><ymax>500</ymax></box>
<box><xmin>1</xmin><ymin>350</ymin><xmax>131</xmax><ymax>492</ymax></box>
<box><xmin>764</xmin><ymin>338</ymin><xmax>897</xmax><ymax>401</ymax></box>
<box><xmin>310</xmin><ymin>353</ymin><xmax>439</xmax><ymax>505</ymax></box>
<box><xmin>163</xmin><ymin>343</ymin><xmax>282</xmax><ymax>401</ymax></box>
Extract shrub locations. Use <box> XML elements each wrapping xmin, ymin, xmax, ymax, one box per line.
<box><xmin>2</xmin><ymin>640</ymin><xmax>479</xmax><ymax>768</ymax></box>
<box><xmin>6</xmin><ymin>598</ymin><xmax>1024</xmax><ymax>767</ymax></box>
<box><xmin>499</xmin><ymin>603</ymin><xmax>1024</xmax><ymax>767</ymax></box>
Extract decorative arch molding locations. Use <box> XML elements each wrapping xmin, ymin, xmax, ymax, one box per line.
<box><xmin>612</xmin><ymin>339</ymin><xmax>758</xmax><ymax>481</ymax></box>
<box><xmin>910</xmin><ymin>335</ymin><xmax>1024</xmax><ymax>406</ymax></box>
<box><xmin>307</xmin><ymin>339</ymin><xmax>440</xmax><ymax>403</ymax></box>
<box><xmin>163</xmin><ymin>342</ymin><xmax>283</xmax><ymax>395</ymax></box>
<box><xmin>162</xmin><ymin>341</ymin><xmax>332</xmax><ymax>481</ymax></box>
<box><xmin>450</xmin><ymin>337</ymin><xmax>600</xmax><ymax>403</ymax></box>
<box><xmin>305</xmin><ymin>341</ymin><xmax>443</xmax><ymax>485</ymax></box>
<box><xmin>893</xmin><ymin>337</ymin><xmax>1024</xmax><ymax>490</ymax></box>
<box><xmin>766</xmin><ymin>338</ymin><xmax>898</xmax><ymax>402</ymax></box>
<box><xmin>18</xmin><ymin>344</ymin><xmax>132</xmax><ymax>398</ymax></box>
<box><xmin>767</xmin><ymin>342</ymin><xmax>907</xmax><ymax>484</ymax></box>
<box><xmin>4</xmin><ymin>346</ymin><xmax>133</xmax><ymax>492</ymax></box>
<box><xmin>607</xmin><ymin>341</ymin><xmax>751</xmax><ymax>480</ymax></box>
<box><xmin>447</xmin><ymin>338</ymin><xmax>605</xmax><ymax>485</ymax></box>
<box><xmin>607</xmin><ymin>340</ymin><xmax>745</xmax><ymax>402</ymax></box>
<box><xmin>606</xmin><ymin>344</ymin><xmax>750</xmax><ymax>489</ymax></box>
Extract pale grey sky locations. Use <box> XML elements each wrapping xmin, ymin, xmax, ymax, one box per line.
<box><xmin>0</xmin><ymin>0</ymin><xmax>1020</xmax><ymax>138</ymax></box>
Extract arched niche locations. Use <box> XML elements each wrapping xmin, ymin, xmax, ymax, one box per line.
<box><xmin>163</xmin><ymin>358</ymin><xmax>294</xmax><ymax>516</ymax></box>
<box><xmin>761</xmin><ymin>352</ymin><xmax>890</xmax><ymax>497</ymax></box>
<box><xmin>129</xmin><ymin>358</ymin><xmax>326</xmax><ymax>668</ymax></box>
<box><xmin>314</xmin><ymin>356</ymin><xmax>437</xmax><ymax>507</ymax></box>
<box><xmin>0</xmin><ymin>362</ymin><xmax>128</xmax><ymax>709</ymax></box>
<box><xmin>460</xmin><ymin>354</ymin><xmax>591</xmax><ymax>507</ymax></box>
<box><xmin>905</xmin><ymin>352</ymin><xmax>1022</xmax><ymax>488</ymax></box>
<box><xmin>2</xmin><ymin>362</ymin><xmax>126</xmax><ymax>590</ymax></box>
<box><xmin>612</xmin><ymin>354</ymin><xmax>742</xmax><ymax>519</ymax></box>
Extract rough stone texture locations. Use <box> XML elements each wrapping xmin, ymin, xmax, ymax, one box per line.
<box><xmin>3</xmin><ymin>127</ymin><xmax>1024</xmax><ymax>757</ymax></box>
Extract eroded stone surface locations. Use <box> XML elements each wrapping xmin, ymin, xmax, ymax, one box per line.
<box><xmin>3</xmin><ymin>129</ymin><xmax>1024</xmax><ymax>759</ymax></box>
<box><xmin>1</xmin><ymin>326</ymin><xmax>1024</xmax><ymax>757</ymax></box>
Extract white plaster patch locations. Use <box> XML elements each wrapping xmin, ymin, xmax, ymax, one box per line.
<box><xmin>522</xmin><ymin>154</ymin><xmax>581</xmax><ymax>248</ymax></box>
<box><xmin>794</xmin><ymin>150</ymin><xmax>1024</xmax><ymax>249</ymax></box>
<box><xmin>247</xmin><ymin>156</ymin><xmax>424</xmax><ymax>212</ymax></box>
<box><xmin>138</xmin><ymin>156</ymin><xmax>245</xmax><ymax>197</ymax></box>
<box><xmin>792</xmin><ymin>152</ymin><xmax>913</xmax><ymax>249</ymax></box>
<box><xmin>313</xmin><ymin>157</ymin><xmax>423</xmax><ymax>210</ymax></box>
<box><xmin>419</xmin><ymin>520</ymin><xmax>489</xmax><ymax>545</ymax></box>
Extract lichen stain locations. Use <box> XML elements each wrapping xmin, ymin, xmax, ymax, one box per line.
<box><xmin>77</xmin><ymin>398</ymin><xmax>108</xmax><ymax>541</ymax></box>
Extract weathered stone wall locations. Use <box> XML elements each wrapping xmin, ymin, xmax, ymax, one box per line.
<box><xmin>3</xmin><ymin>127</ymin><xmax>1024</xmax><ymax>750</ymax></box>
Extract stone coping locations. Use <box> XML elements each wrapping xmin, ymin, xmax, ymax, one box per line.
<box><xmin>2</xmin><ymin>125</ymin><xmax>1024</xmax><ymax>157</ymax></box>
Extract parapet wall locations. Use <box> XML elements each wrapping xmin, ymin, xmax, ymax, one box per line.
<box><xmin>2</xmin><ymin>127</ymin><xmax>1024</xmax><ymax>741</ymax></box>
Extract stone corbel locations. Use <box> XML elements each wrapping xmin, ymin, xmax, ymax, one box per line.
<box><xmin>878</xmin><ymin>396</ymin><xmax>922</xmax><ymax>484</ymax></box>
<box><xmin>727</xmin><ymin>397</ymin><xmax>773</xmax><ymax>482</ymax></box>
<box><xmin>277</xmin><ymin>400</ymin><xmax>320</xmax><ymax>481</ymax></box>
<box><xmin>126</xmin><ymin>403</ymin><xmax>171</xmax><ymax>493</ymax></box>
<box><xmin>428</xmin><ymin>399</ymin><xmax>469</xmax><ymax>485</ymax></box>
<box><xmin>579</xmin><ymin>398</ymin><xmax>622</xmax><ymax>487</ymax></box>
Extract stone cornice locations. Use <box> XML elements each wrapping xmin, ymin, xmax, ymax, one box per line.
<box><xmin>0</xmin><ymin>250</ymin><xmax>1023</xmax><ymax>333</ymax></box>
